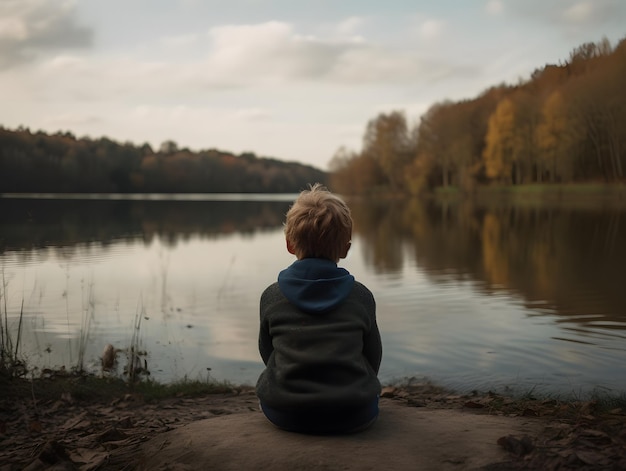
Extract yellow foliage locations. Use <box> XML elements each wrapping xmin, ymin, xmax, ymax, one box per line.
<box><xmin>536</xmin><ymin>92</ymin><xmax>567</xmax><ymax>152</ymax></box>
<box><xmin>404</xmin><ymin>152</ymin><xmax>434</xmax><ymax>195</ymax></box>
<box><xmin>483</xmin><ymin>98</ymin><xmax>515</xmax><ymax>181</ymax></box>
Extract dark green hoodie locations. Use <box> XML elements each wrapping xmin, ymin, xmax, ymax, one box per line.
<box><xmin>256</xmin><ymin>258</ymin><xmax>382</xmax><ymax>411</ymax></box>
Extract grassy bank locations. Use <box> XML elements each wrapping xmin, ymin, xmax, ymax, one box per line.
<box><xmin>2</xmin><ymin>368</ymin><xmax>625</xmax><ymax>417</ymax></box>
<box><xmin>0</xmin><ymin>370</ymin><xmax>237</xmax><ymax>404</ymax></box>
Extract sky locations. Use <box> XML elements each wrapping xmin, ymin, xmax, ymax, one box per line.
<box><xmin>1</xmin><ymin>1</ymin><xmax>624</xmax><ymax>170</ymax></box>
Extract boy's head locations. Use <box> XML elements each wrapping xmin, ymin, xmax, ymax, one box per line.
<box><xmin>284</xmin><ymin>183</ymin><xmax>352</xmax><ymax>262</ymax></box>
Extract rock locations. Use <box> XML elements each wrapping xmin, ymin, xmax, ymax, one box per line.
<box><xmin>135</xmin><ymin>399</ymin><xmax>542</xmax><ymax>471</ymax></box>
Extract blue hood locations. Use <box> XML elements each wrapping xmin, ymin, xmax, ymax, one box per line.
<box><xmin>277</xmin><ymin>258</ymin><xmax>355</xmax><ymax>313</ymax></box>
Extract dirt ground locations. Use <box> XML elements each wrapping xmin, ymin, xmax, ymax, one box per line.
<box><xmin>1</xmin><ymin>382</ymin><xmax>625</xmax><ymax>470</ymax></box>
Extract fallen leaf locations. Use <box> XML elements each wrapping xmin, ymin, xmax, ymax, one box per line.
<box><xmin>67</xmin><ymin>447</ymin><xmax>110</xmax><ymax>469</ymax></box>
<box><xmin>98</xmin><ymin>427</ymin><xmax>128</xmax><ymax>443</ymax></box>
<box><xmin>574</xmin><ymin>450</ymin><xmax>612</xmax><ymax>466</ymax></box>
<box><xmin>406</xmin><ymin>399</ymin><xmax>426</xmax><ymax>407</ymax></box>
<box><xmin>29</xmin><ymin>420</ymin><xmax>43</xmax><ymax>433</ymax></box>
<box><xmin>60</xmin><ymin>411</ymin><xmax>90</xmax><ymax>431</ymax></box>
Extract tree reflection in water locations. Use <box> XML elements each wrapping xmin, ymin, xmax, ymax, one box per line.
<box><xmin>348</xmin><ymin>196</ymin><xmax>626</xmax><ymax>333</ymax></box>
<box><xmin>1</xmin><ymin>194</ymin><xmax>625</xmax><ymax>394</ymax></box>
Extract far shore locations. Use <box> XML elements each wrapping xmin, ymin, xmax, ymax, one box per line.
<box><xmin>2</xmin><ymin>182</ymin><xmax>626</xmax><ymax>202</ymax></box>
<box><xmin>434</xmin><ymin>182</ymin><xmax>626</xmax><ymax>206</ymax></box>
<box><xmin>447</xmin><ymin>182</ymin><xmax>626</xmax><ymax>193</ymax></box>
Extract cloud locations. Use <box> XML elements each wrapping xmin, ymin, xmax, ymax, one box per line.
<box><xmin>563</xmin><ymin>2</ymin><xmax>594</xmax><ymax>23</ymax></box>
<box><xmin>33</xmin><ymin>52</ymin><xmax>207</xmax><ymax>104</ymax></box>
<box><xmin>198</xmin><ymin>21</ymin><xmax>474</xmax><ymax>87</ymax></box>
<box><xmin>485</xmin><ymin>0</ymin><xmax>504</xmax><ymax>15</ymax></box>
<box><xmin>128</xmin><ymin>105</ymin><xmax>271</xmax><ymax>130</ymax></box>
<box><xmin>1</xmin><ymin>18</ymin><xmax>481</xmax><ymax>120</ymax></box>
<box><xmin>3</xmin><ymin>17</ymin><xmax>480</xmax><ymax>117</ymax></box>
<box><xmin>559</xmin><ymin>0</ymin><xmax>618</xmax><ymax>26</ymax></box>
<box><xmin>43</xmin><ymin>112</ymin><xmax>102</xmax><ymax>128</ymax></box>
<box><xmin>330</xmin><ymin>47</ymin><xmax>466</xmax><ymax>84</ymax></box>
<box><xmin>159</xmin><ymin>32</ymin><xmax>206</xmax><ymax>51</ymax></box>
<box><xmin>230</xmin><ymin>108</ymin><xmax>273</xmax><ymax>122</ymax></box>
<box><xmin>505</xmin><ymin>0</ymin><xmax>625</xmax><ymax>31</ymax></box>
<box><xmin>0</xmin><ymin>0</ymin><xmax>92</xmax><ymax>70</ymax></box>
<box><xmin>419</xmin><ymin>19</ymin><xmax>445</xmax><ymax>39</ymax></box>
<box><xmin>203</xmin><ymin>22</ymin><xmax>343</xmax><ymax>85</ymax></box>
<box><xmin>334</xmin><ymin>16</ymin><xmax>366</xmax><ymax>37</ymax></box>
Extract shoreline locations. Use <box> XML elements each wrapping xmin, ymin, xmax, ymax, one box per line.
<box><xmin>1</xmin><ymin>373</ymin><xmax>625</xmax><ymax>469</ymax></box>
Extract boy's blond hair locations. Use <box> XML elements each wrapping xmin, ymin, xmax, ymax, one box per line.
<box><xmin>285</xmin><ymin>183</ymin><xmax>352</xmax><ymax>262</ymax></box>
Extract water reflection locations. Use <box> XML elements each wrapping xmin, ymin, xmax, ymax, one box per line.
<box><xmin>1</xmin><ymin>195</ymin><xmax>625</xmax><ymax>394</ymax></box>
<box><xmin>1</xmin><ymin>196</ymin><xmax>292</xmax><ymax>252</ymax></box>
<box><xmin>349</xmin><ymin>197</ymin><xmax>626</xmax><ymax>334</ymax></box>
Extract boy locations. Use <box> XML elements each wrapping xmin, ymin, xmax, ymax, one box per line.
<box><xmin>256</xmin><ymin>183</ymin><xmax>382</xmax><ymax>434</ymax></box>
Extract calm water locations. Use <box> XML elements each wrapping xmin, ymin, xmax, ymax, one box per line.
<box><xmin>1</xmin><ymin>194</ymin><xmax>625</xmax><ymax>397</ymax></box>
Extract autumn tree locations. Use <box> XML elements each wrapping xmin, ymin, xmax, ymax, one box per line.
<box><xmin>362</xmin><ymin>111</ymin><xmax>414</xmax><ymax>191</ymax></box>
<box><xmin>509</xmin><ymin>88</ymin><xmax>542</xmax><ymax>184</ymax></box>
<box><xmin>329</xmin><ymin>36</ymin><xmax>625</xmax><ymax>192</ymax></box>
<box><xmin>535</xmin><ymin>91</ymin><xmax>571</xmax><ymax>182</ymax></box>
<box><xmin>328</xmin><ymin>146</ymin><xmax>358</xmax><ymax>194</ymax></box>
<box><xmin>412</xmin><ymin>102</ymin><xmax>459</xmax><ymax>189</ymax></box>
<box><xmin>328</xmin><ymin>146</ymin><xmax>385</xmax><ymax>195</ymax></box>
<box><xmin>562</xmin><ymin>43</ymin><xmax>625</xmax><ymax>182</ymax></box>
<box><xmin>483</xmin><ymin>98</ymin><xmax>516</xmax><ymax>183</ymax></box>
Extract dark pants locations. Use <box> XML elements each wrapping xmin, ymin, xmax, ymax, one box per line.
<box><xmin>260</xmin><ymin>397</ymin><xmax>379</xmax><ymax>435</ymax></box>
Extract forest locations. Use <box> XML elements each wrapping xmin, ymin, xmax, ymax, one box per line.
<box><xmin>330</xmin><ymin>37</ymin><xmax>626</xmax><ymax>195</ymax></box>
<box><xmin>0</xmin><ymin>130</ymin><xmax>326</xmax><ymax>194</ymax></box>
<box><xmin>2</xmin><ymin>37</ymin><xmax>624</xmax><ymax>196</ymax></box>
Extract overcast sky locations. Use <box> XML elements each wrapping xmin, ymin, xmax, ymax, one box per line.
<box><xmin>1</xmin><ymin>1</ymin><xmax>624</xmax><ymax>170</ymax></box>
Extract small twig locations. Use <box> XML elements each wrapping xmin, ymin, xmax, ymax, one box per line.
<box><xmin>158</xmin><ymin>439</ymin><xmax>170</xmax><ymax>451</ymax></box>
<box><xmin>14</xmin><ymin>299</ymin><xmax>24</xmax><ymax>359</ymax></box>
<box><xmin>2</xmin><ymin>269</ymin><xmax>11</xmax><ymax>356</ymax></box>
<box><xmin>30</xmin><ymin>374</ymin><xmax>39</xmax><ymax>415</ymax></box>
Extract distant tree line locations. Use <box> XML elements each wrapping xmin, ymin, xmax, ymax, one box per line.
<box><xmin>0</xmin><ymin>129</ymin><xmax>327</xmax><ymax>193</ymax></box>
<box><xmin>330</xmin><ymin>37</ymin><xmax>626</xmax><ymax>195</ymax></box>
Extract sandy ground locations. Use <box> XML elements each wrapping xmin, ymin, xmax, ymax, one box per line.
<box><xmin>135</xmin><ymin>398</ymin><xmax>540</xmax><ymax>471</ymax></box>
<box><xmin>1</xmin><ymin>384</ymin><xmax>625</xmax><ymax>470</ymax></box>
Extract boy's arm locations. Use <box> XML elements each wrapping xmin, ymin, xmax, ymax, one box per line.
<box><xmin>363</xmin><ymin>318</ymin><xmax>382</xmax><ymax>374</ymax></box>
<box><xmin>258</xmin><ymin>287</ymin><xmax>275</xmax><ymax>365</ymax></box>
<box><xmin>360</xmin><ymin>285</ymin><xmax>382</xmax><ymax>373</ymax></box>
<box><xmin>258</xmin><ymin>319</ymin><xmax>273</xmax><ymax>365</ymax></box>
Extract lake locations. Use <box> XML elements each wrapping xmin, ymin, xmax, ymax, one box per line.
<box><xmin>1</xmin><ymin>193</ymin><xmax>625</xmax><ymax>398</ymax></box>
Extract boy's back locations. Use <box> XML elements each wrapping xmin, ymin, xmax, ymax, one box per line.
<box><xmin>255</xmin><ymin>184</ymin><xmax>382</xmax><ymax>434</ymax></box>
